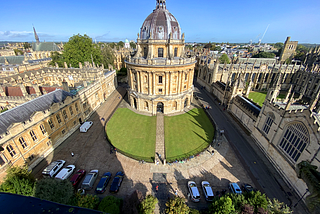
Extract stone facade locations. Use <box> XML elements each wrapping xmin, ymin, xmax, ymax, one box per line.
<box><xmin>280</xmin><ymin>37</ymin><xmax>298</xmax><ymax>62</ymax></box>
<box><xmin>125</xmin><ymin>0</ymin><xmax>196</xmax><ymax>115</ymax></box>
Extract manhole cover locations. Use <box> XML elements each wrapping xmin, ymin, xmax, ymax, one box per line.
<box><xmin>153</xmin><ymin>173</ymin><xmax>167</xmax><ymax>183</ymax></box>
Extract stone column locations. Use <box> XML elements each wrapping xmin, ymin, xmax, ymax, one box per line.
<box><xmin>140</xmin><ymin>71</ymin><xmax>144</xmax><ymax>93</ymax></box>
<box><xmin>136</xmin><ymin>71</ymin><xmax>141</xmax><ymax>93</ymax></box>
<box><xmin>165</xmin><ymin>72</ymin><xmax>169</xmax><ymax>95</ymax></box>
<box><xmin>169</xmin><ymin>72</ymin><xmax>172</xmax><ymax>95</ymax></box>
<box><xmin>148</xmin><ymin>72</ymin><xmax>152</xmax><ymax>95</ymax></box>
<box><xmin>179</xmin><ymin>71</ymin><xmax>183</xmax><ymax>93</ymax></box>
<box><xmin>153</xmin><ymin>73</ymin><xmax>156</xmax><ymax>95</ymax></box>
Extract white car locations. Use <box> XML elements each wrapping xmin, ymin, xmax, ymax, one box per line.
<box><xmin>187</xmin><ymin>181</ymin><xmax>200</xmax><ymax>202</ymax></box>
<box><xmin>42</xmin><ymin>160</ymin><xmax>66</xmax><ymax>178</ymax></box>
<box><xmin>55</xmin><ymin>165</ymin><xmax>75</xmax><ymax>180</ymax></box>
<box><xmin>201</xmin><ymin>181</ymin><xmax>214</xmax><ymax>201</ymax></box>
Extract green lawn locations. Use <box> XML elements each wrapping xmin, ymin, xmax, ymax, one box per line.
<box><xmin>164</xmin><ymin>108</ymin><xmax>214</xmax><ymax>161</ymax></box>
<box><xmin>106</xmin><ymin>108</ymin><xmax>156</xmax><ymax>162</ymax></box>
<box><xmin>248</xmin><ymin>91</ymin><xmax>286</xmax><ymax>106</ymax></box>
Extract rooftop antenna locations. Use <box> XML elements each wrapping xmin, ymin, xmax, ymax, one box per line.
<box><xmin>259</xmin><ymin>24</ymin><xmax>270</xmax><ymax>45</ymax></box>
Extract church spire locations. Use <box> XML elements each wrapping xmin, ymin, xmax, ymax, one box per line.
<box><xmin>33</xmin><ymin>26</ymin><xmax>40</xmax><ymax>44</ymax></box>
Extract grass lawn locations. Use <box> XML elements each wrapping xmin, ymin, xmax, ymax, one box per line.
<box><xmin>106</xmin><ymin>108</ymin><xmax>156</xmax><ymax>162</ymax></box>
<box><xmin>248</xmin><ymin>91</ymin><xmax>286</xmax><ymax>106</ymax></box>
<box><xmin>164</xmin><ymin>108</ymin><xmax>214</xmax><ymax>161</ymax></box>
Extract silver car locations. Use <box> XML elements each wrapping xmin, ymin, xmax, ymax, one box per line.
<box><xmin>201</xmin><ymin>181</ymin><xmax>214</xmax><ymax>201</ymax></box>
<box><xmin>187</xmin><ymin>181</ymin><xmax>200</xmax><ymax>202</ymax></box>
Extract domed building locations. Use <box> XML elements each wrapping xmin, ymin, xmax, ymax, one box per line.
<box><xmin>125</xmin><ymin>0</ymin><xmax>196</xmax><ymax>115</ymax></box>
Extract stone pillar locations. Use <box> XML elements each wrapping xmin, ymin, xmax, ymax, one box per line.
<box><xmin>165</xmin><ymin>72</ymin><xmax>169</xmax><ymax>95</ymax></box>
<box><xmin>153</xmin><ymin>73</ymin><xmax>156</xmax><ymax>95</ymax></box>
<box><xmin>169</xmin><ymin>72</ymin><xmax>172</xmax><ymax>95</ymax></box>
<box><xmin>148</xmin><ymin>72</ymin><xmax>152</xmax><ymax>95</ymax></box>
<box><xmin>136</xmin><ymin>71</ymin><xmax>141</xmax><ymax>93</ymax></box>
<box><xmin>177</xmin><ymin>71</ymin><xmax>181</xmax><ymax>94</ymax></box>
<box><xmin>179</xmin><ymin>71</ymin><xmax>183</xmax><ymax>93</ymax></box>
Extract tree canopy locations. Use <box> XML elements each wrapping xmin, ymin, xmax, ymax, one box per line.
<box><xmin>165</xmin><ymin>197</ymin><xmax>189</xmax><ymax>214</ymax></box>
<box><xmin>23</xmin><ymin>42</ymin><xmax>31</xmax><ymax>50</ymax></box>
<box><xmin>219</xmin><ymin>54</ymin><xmax>230</xmax><ymax>64</ymax></box>
<box><xmin>252</xmin><ymin>52</ymin><xmax>275</xmax><ymax>58</ymax></box>
<box><xmin>139</xmin><ymin>194</ymin><xmax>158</xmax><ymax>214</ymax></box>
<box><xmin>98</xmin><ymin>195</ymin><xmax>122</xmax><ymax>214</ymax></box>
<box><xmin>130</xmin><ymin>42</ymin><xmax>136</xmax><ymax>49</ymax></box>
<box><xmin>101</xmin><ymin>45</ymin><xmax>115</xmax><ymax>67</ymax></box>
<box><xmin>62</xmin><ymin>34</ymin><xmax>102</xmax><ymax>68</ymax></box>
<box><xmin>49</xmin><ymin>51</ymin><xmax>64</xmax><ymax>67</ymax></box>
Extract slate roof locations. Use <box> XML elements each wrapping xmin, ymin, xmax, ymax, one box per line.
<box><xmin>0</xmin><ymin>56</ymin><xmax>25</xmax><ymax>64</ymax></box>
<box><xmin>32</xmin><ymin>42</ymin><xmax>60</xmax><ymax>51</ymax></box>
<box><xmin>0</xmin><ymin>89</ymin><xmax>73</xmax><ymax>135</ymax></box>
<box><xmin>0</xmin><ymin>193</ymin><xmax>101</xmax><ymax>214</ymax></box>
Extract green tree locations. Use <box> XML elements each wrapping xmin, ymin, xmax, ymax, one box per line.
<box><xmin>1</xmin><ymin>108</ymin><xmax>8</xmax><ymax>113</ymax></box>
<box><xmin>98</xmin><ymin>195</ymin><xmax>122</xmax><ymax>214</ymax></box>
<box><xmin>118</xmin><ymin>41</ymin><xmax>124</xmax><ymax>48</ymax></box>
<box><xmin>209</xmin><ymin>196</ymin><xmax>236</xmax><ymax>214</ymax></box>
<box><xmin>219</xmin><ymin>54</ymin><xmax>230</xmax><ymax>64</ymax></box>
<box><xmin>267</xmin><ymin>199</ymin><xmax>292</xmax><ymax>214</ymax></box>
<box><xmin>139</xmin><ymin>195</ymin><xmax>158</xmax><ymax>214</ymax></box>
<box><xmin>14</xmin><ymin>49</ymin><xmax>24</xmax><ymax>55</ymax></box>
<box><xmin>49</xmin><ymin>51</ymin><xmax>64</xmax><ymax>67</ymax></box>
<box><xmin>130</xmin><ymin>42</ymin><xmax>137</xmax><ymax>49</ymax></box>
<box><xmin>77</xmin><ymin>194</ymin><xmax>100</xmax><ymax>210</ymax></box>
<box><xmin>252</xmin><ymin>52</ymin><xmax>275</xmax><ymax>58</ymax></box>
<box><xmin>294</xmin><ymin>44</ymin><xmax>309</xmax><ymax>62</ymax></box>
<box><xmin>245</xmin><ymin>191</ymin><xmax>268</xmax><ymax>212</ymax></box>
<box><xmin>33</xmin><ymin>178</ymin><xmax>73</xmax><ymax>205</ymax></box>
<box><xmin>117</xmin><ymin>67</ymin><xmax>127</xmax><ymax>76</ymax></box>
<box><xmin>23</xmin><ymin>42</ymin><xmax>31</xmax><ymax>50</ymax></box>
<box><xmin>0</xmin><ymin>166</ymin><xmax>35</xmax><ymax>196</ymax></box>
<box><xmin>214</xmin><ymin>46</ymin><xmax>222</xmax><ymax>51</ymax></box>
<box><xmin>273</xmin><ymin>43</ymin><xmax>284</xmax><ymax>50</ymax></box>
<box><xmin>165</xmin><ymin>197</ymin><xmax>189</xmax><ymax>214</ymax></box>
<box><xmin>101</xmin><ymin>45</ymin><xmax>115</xmax><ymax>67</ymax></box>
<box><xmin>62</xmin><ymin>34</ymin><xmax>102</xmax><ymax>68</ymax></box>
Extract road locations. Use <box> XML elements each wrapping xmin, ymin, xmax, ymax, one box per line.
<box><xmin>193</xmin><ymin>83</ymin><xmax>291</xmax><ymax>205</ymax></box>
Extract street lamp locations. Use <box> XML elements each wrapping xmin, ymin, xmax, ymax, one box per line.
<box><xmin>293</xmin><ymin>189</ymin><xmax>309</xmax><ymax>208</ymax></box>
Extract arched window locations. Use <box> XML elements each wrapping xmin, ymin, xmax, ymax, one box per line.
<box><xmin>7</xmin><ymin>145</ymin><xmax>16</xmax><ymax>157</ymax></box>
<box><xmin>69</xmin><ymin>106</ymin><xmax>74</xmax><ymax>116</ymax></box>
<box><xmin>75</xmin><ymin>103</ymin><xmax>79</xmax><ymax>112</ymax></box>
<box><xmin>19</xmin><ymin>137</ymin><xmax>28</xmax><ymax>149</ymax></box>
<box><xmin>48</xmin><ymin>119</ymin><xmax>54</xmax><ymax>129</ymax></box>
<box><xmin>174</xmin><ymin>48</ymin><xmax>178</xmax><ymax>57</ymax></box>
<box><xmin>56</xmin><ymin>114</ymin><xmax>62</xmax><ymax>123</ymax></box>
<box><xmin>262</xmin><ymin>113</ymin><xmax>275</xmax><ymax>134</ymax></box>
<box><xmin>30</xmin><ymin>130</ymin><xmax>37</xmax><ymax>142</ymax></box>
<box><xmin>40</xmin><ymin>124</ymin><xmax>46</xmax><ymax>135</ymax></box>
<box><xmin>279</xmin><ymin>122</ymin><xmax>309</xmax><ymax>162</ymax></box>
<box><xmin>145</xmin><ymin>101</ymin><xmax>149</xmax><ymax>111</ymax></box>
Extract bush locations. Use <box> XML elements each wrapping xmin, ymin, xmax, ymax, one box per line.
<box><xmin>139</xmin><ymin>195</ymin><xmax>158</xmax><ymax>214</ymax></box>
<box><xmin>0</xmin><ymin>166</ymin><xmax>35</xmax><ymax>196</ymax></box>
<box><xmin>98</xmin><ymin>195</ymin><xmax>122</xmax><ymax>214</ymax></box>
<box><xmin>33</xmin><ymin>178</ymin><xmax>73</xmax><ymax>205</ymax></box>
<box><xmin>77</xmin><ymin>194</ymin><xmax>100</xmax><ymax>210</ymax></box>
<box><xmin>165</xmin><ymin>197</ymin><xmax>189</xmax><ymax>214</ymax></box>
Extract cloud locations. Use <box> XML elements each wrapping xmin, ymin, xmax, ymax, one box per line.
<box><xmin>94</xmin><ymin>32</ymin><xmax>110</xmax><ymax>40</ymax></box>
<box><xmin>0</xmin><ymin>30</ymin><xmax>33</xmax><ymax>39</ymax></box>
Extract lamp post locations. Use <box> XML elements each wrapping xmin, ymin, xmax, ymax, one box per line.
<box><xmin>293</xmin><ymin>189</ymin><xmax>309</xmax><ymax>208</ymax></box>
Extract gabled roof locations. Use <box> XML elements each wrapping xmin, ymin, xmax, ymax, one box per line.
<box><xmin>0</xmin><ymin>89</ymin><xmax>73</xmax><ymax>135</ymax></box>
<box><xmin>32</xmin><ymin>42</ymin><xmax>60</xmax><ymax>51</ymax></box>
<box><xmin>0</xmin><ymin>56</ymin><xmax>25</xmax><ymax>64</ymax></box>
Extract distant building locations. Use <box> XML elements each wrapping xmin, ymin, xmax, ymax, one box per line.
<box><xmin>280</xmin><ymin>37</ymin><xmax>298</xmax><ymax>62</ymax></box>
<box><xmin>124</xmin><ymin>39</ymin><xmax>130</xmax><ymax>49</ymax></box>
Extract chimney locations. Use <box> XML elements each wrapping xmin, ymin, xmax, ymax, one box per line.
<box><xmin>62</xmin><ymin>81</ymin><xmax>70</xmax><ymax>92</ymax></box>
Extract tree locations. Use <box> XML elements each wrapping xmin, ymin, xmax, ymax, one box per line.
<box><xmin>23</xmin><ymin>42</ymin><xmax>31</xmax><ymax>50</ymax></box>
<box><xmin>0</xmin><ymin>166</ymin><xmax>35</xmax><ymax>196</ymax></box>
<box><xmin>77</xmin><ymin>194</ymin><xmax>100</xmax><ymax>210</ymax></box>
<box><xmin>117</xmin><ymin>67</ymin><xmax>127</xmax><ymax>76</ymax></box>
<box><xmin>267</xmin><ymin>199</ymin><xmax>292</xmax><ymax>214</ymax></box>
<box><xmin>273</xmin><ymin>43</ymin><xmax>284</xmax><ymax>50</ymax></box>
<box><xmin>213</xmin><ymin>46</ymin><xmax>222</xmax><ymax>52</ymax></box>
<box><xmin>252</xmin><ymin>52</ymin><xmax>275</xmax><ymax>58</ymax></box>
<box><xmin>209</xmin><ymin>196</ymin><xmax>235</xmax><ymax>214</ymax></box>
<box><xmin>245</xmin><ymin>191</ymin><xmax>268</xmax><ymax>212</ymax></box>
<box><xmin>130</xmin><ymin>42</ymin><xmax>137</xmax><ymax>49</ymax></box>
<box><xmin>33</xmin><ymin>178</ymin><xmax>73</xmax><ymax>205</ymax></box>
<box><xmin>139</xmin><ymin>195</ymin><xmax>158</xmax><ymax>214</ymax></box>
<box><xmin>165</xmin><ymin>197</ymin><xmax>189</xmax><ymax>214</ymax></box>
<box><xmin>219</xmin><ymin>54</ymin><xmax>230</xmax><ymax>64</ymax></box>
<box><xmin>101</xmin><ymin>45</ymin><xmax>116</xmax><ymax>67</ymax></box>
<box><xmin>62</xmin><ymin>34</ymin><xmax>102</xmax><ymax>68</ymax></box>
<box><xmin>98</xmin><ymin>195</ymin><xmax>122</xmax><ymax>214</ymax></box>
<box><xmin>294</xmin><ymin>44</ymin><xmax>309</xmax><ymax>62</ymax></box>
<box><xmin>49</xmin><ymin>51</ymin><xmax>64</xmax><ymax>67</ymax></box>
<box><xmin>14</xmin><ymin>49</ymin><xmax>24</xmax><ymax>55</ymax></box>
<box><xmin>118</xmin><ymin>41</ymin><xmax>124</xmax><ymax>48</ymax></box>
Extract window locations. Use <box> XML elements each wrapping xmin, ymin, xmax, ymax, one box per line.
<box><xmin>83</xmin><ymin>102</ymin><xmax>87</xmax><ymax>109</ymax></box>
<box><xmin>159</xmin><ymin>89</ymin><xmax>163</xmax><ymax>93</ymax></box>
<box><xmin>30</xmin><ymin>130</ymin><xmax>37</xmax><ymax>141</ymax></box>
<box><xmin>159</xmin><ymin>76</ymin><xmax>163</xmax><ymax>84</ymax></box>
<box><xmin>19</xmin><ymin>137</ymin><xmax>28</xmax><ymax>149</ymax></box>
<box><xmin>262</xmin><ymin>113</ymin><xmax>274</xmax><ymax>134</ymax></box>
<box><xmin>75</xmin><ymin>103</ymin><xmax>79</xmax><ymax>112</ymax></box>
<box><xmin>73</xmin><ymin>120</ymin><xmax>77</xmax><ymax>125</ymax></box>
<box><xmin>185</xmin><ymin>73</ymin><xmax>187</xmax><ymax>81</ymax></box>
<box><xmin>7</xmin><ymin>145</ymin><xmax>16</xmax><ymax>157</ymax></box>
<box><xmin>144</xmin><ymin>47</ymin><xmax>148</xmax><ymax>58</ymax></box>
<box><xmin>62</xmin><ymin>110</ymin><xmax>68</xmax><ymax>120</ymax></box>
<box><xmin>174</xmin><ymin>48</ymin><xmax>178</xmax><ymax>57</ymax></box>
<box><xmin>279</xmin><ymin>123</ymin><xmax>309</xmax><ymax>162</ymax></box>
<box><xmin>62</xmin><ymin>129</ymin><xmax>66</xmax><ymax>135</ymax></box>
<box><xmin>158</xmin><ymin>48</ymin><xmax>164</xmax><ymax>58</ymax></box>
<box><xmin>40</xmin><ymin>124</ymin><xmax>46</xmax><ymax>135</ymax></box>
<box><xmin>47</xmin><ymin>141</ymin><xmax>52</xmax><ymax>146</ymax></box>
<box><xmin>56</xmin><ymin>114</ymin><xmax>62</xmax><ymax>123</ymax></box>
<box><xmin>48</xmin><ymin>119</ymin><xmax>54</xmax><ymax>129</ymax></box>
<box><xmin>69</xmin><ymin>107</ymin><xmax>74</xmax><ymax>116</ymax></box>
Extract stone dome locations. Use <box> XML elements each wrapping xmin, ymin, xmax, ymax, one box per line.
<box><xmin>140</xmin><ymin>0</ymin><xmax>181</xmax><ymax>40</ymax></box>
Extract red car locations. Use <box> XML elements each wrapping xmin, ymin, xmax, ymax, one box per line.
<box><xmin>70</xmin><ymin>169</ymin><xmax>86</xmax><ymax>187</ymax></box>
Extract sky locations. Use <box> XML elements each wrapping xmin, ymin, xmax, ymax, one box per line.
<box><xmin>1</xmin><ymin>0</ymin><xmax>320</xmax><ymax>44</ymax></box>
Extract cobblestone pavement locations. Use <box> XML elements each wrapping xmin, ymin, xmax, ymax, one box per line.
<box><xmin>155</xmin><ymin>114</ymin><xmax>165</xmax><ymax>165</ymax></box>
<box><xmin>32</xmin><ymin>86</ymin><xmax>253</xmax><ymax>213</ymax></box>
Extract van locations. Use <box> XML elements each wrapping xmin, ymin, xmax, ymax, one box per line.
<box><xmin>55</xmin><ymin>165</ymin><xmax>75</xmax><ymax>180</ymax></box>
<box><xmin>42</xmin><ymin>160</ymin><xmax>66</xmax><ymax>178</ymax></box>
<box><xmin>81</xmin><ymin>169</ymin><xmax>99</xmax><ymax>190</ymax></box>
<box><xmin>80</xmin><ymin>121</ymin><xmax>93</xmax><ymax>133</ymax></box>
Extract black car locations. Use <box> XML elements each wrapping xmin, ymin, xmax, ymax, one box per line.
<box><xmin>95</xmin><ymin>172</ymin><xmax>112</xmax><ymax>194</ymax></box>
<box><xmin>242</xmin><ymin>184</ymin><xmax>254</xmax><ymax>192</ymax></box>
<box><xmin>109</xmin><ymin>171</ymin><xmax>124</xmax><ymax>193</ymax></box>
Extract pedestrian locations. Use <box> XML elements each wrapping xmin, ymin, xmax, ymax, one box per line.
<box><xmin>114</xmin><ymin>148</ymin><xmax>117</xmax><ymax>153</ymax></box>
<box><xmin>156</xmin><ymin>185</ymin><xmax>159</xmax><ymax>192</ymax></box>
<box><xmin>156</xmin><ymin>160</ymin><xmax>159</xmax><ymax>165</ymax></box>
<box><xmin>71</xmin><ymin>152</ymin><xmax>74</xmax><ymax>157</ymax></box>
<box><xmin>175</xmin><ymin>188</ymin><xmax>178</xmax><ymax>196</ymax></box>
<box><xmin>110</xmin><ymin>147</ymin><xmax>113</xmax><ymax>154</ymax></box>
<box><xmin>159</xmin><ymin>154</ymin><xmax>161</xmax><ymax>159</ymax></box>
<box><xmin>211</xmin><ymin>150</ymin><xmax>214</xmax><ymax>155</ymax></box>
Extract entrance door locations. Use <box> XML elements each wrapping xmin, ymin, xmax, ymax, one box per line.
<box><xmin>133</xmin><ymin>98</ymin><xmax>137</xmax><ymax>109</ymax></box>
<box><xmin>79</xmin><ymin>118</ymin><xmax>82</xmax><ymax>124</ymax></box>
<box><xmin>184</xmin><ymin>98</ymin><xmax>188</xmax><ymax>108</ymax></box>
<box><xmin>157</xmin><ymin>102</ymin><xmax>164</xmax><ymax>113</ymax></box>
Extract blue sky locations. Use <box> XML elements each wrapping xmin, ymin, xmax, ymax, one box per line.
<box><xmin>1</xmin><ymin>0</ymin><xmax>319</xmax><ymax>44</ymax></box>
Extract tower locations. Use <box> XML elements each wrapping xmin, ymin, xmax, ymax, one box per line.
<box><xmin>33</xmin><ymin>26</ymin><xmax>40</xmax><ymax>44</ymax></box>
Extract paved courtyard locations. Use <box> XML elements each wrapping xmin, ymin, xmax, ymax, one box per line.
<box><xmin>32</xmin><ymin>86</ymin><xmax>253</xmax><ymax>212</ymax></box>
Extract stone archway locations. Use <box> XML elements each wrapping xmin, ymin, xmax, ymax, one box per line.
<box><xmin>184</xmin><ymin>98</ymin><xmax>188</xmax><ymax>108</ymax></box>
<box><xmin>133</xmin><ymin>97</ymin><xmax>137</xmax><ymax>109</ymax></box>
<box><xmin>157</xmin><ymin>102</ymin><xmax>164</xmax><ymax>113</ymax></box>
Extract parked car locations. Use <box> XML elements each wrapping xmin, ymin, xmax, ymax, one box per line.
<box><xmin>42</xmin><ymin>160</ymin><xmax>65</xmax><ymax>178</ymax></box>
<box><xmin>201</xmin><ymin>181</ymin><xmax>214</xmax><ymax>201</ymax></box>
<box><xmin>81</xmin><ymin>170</ymin><xmax>99</xmax><ymax>190</ymax></box>
<box><xmin>242</xmin><ymin>183</ymin><xmax>254</xmax><ymax>192</ymax></box>
<box><xmin>55</xmin><ymin>165</ymin><xmax>75</xmax><ymax>180</ymax></box>
<box><xmin>229</xmin><ymin>183</ymin><xmax>242</xmax><ymax>194</ymax></box>
<box><xmin>96</xmin><ymin>172</ymin><xmax>112</xmax><ymax>194</ymax></box>
<box><xmin>110</xmin><ymin>171</ymin><xmax>124</xmax><ymax>193</ymax></box>
<box><xmin>187</xmin><ymin>181</ymin><xmax>200</xmax><ymax>202</ymax></box>
<box><xmin>70</xmin><ymin>169</ymin><xmax>86</xmax><ymax>187</ymax></box>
